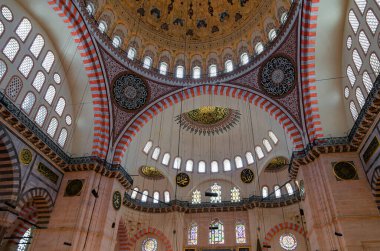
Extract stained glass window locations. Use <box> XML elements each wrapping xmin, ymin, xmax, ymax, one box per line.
<box><xmin>47</xmin><ymin>118</ymin><xmax>58</xmax><ymax>137</ymax></box>
<box><xmin>3</xmin><ymin>38</ymin><xmax>20</xmax><ymax>61</ymax></box>
<box><xmin>231</xmin><ymin>187</ymin><xmax>240</xmax><ymax>202</ymax></box>
<box><xmin>279</xmin><ymin>233</ymin><xmax>297</xmax><ymax>250</ymax></box>
<box><xmin>30</xmin><ymin>35</ymin><xmax>45</xmax><ymax>58</ymax></box>
<box><xmin>42</xmin><ymin>51</ymin><xmax>55</xmax><ymax>73</ymax></box>
<box><xmin>17</xmin><ymin>228</ymin><xmax>32</xmax><ymax>251</ymax></box>
<box><xmin>142</xmin><ymin>238</ymin><xmax>157</xmax><ymax>251</ymax></box>
<box><xmin>162</xmin><ymin>153</ymin><xmax>170</xmax><ymax>166</ymax></box>
<box><xmin>235</xmin><ymin>222</ymin><xmax>246</xmax><ymax>244</ymax></box>
<box><xmin>21</xmin><ymin>92</ymin><xmax>35</xmax><ymax>114</ymax></box>
<box><xmin>35</xmin><ymin>106</ymin><xmax>47</xmax><ymax>126</ymax></box>
<box><xmin>210</xmin><ymin>183</ymin><xmax>222</xmax><ymax>203</ymax></box>
<box><xmin>55</xmin><ymin>97</ymin><xmax>66</xmax><ymax>116</ymax></box>
<box><xmin>32</xmin><ymin>71</ymin><xmax>45</xmax><ymax>92</ymax></box>
<box><xmin>58</xmin><ymin>128</ymin><xmax>68</xmax><ymax>147</ymax></box>
<box><xmin>44</xmin><ymin>85</ymin><xmax>56</xmax><ymax>105</ymax></box>
<box><xmin>16</xmin><ymin>18</ymin><xmax>32</xmax><ymax>42</ymax></box>
<box><xmin>192</xmin><ymin>190</ymin><xmax>201</xmax><ymax>204</ymax></box>
<box><xmin>188</xmin><ymin>223</ymin><xmax>198</xmax><ymax>245</ymax></box>
<box><xmin>209</xmin><ymin>220</ymin><xmax>224</xmax><ymax>244</ymax></box>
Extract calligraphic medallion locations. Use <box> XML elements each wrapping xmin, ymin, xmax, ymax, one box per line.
<box><xmin>19</xmin><ymin>148</ymin><xmax>32</xmax><ymax>165</ymax></box>
<box><xmin>113</xmin><ymin>191</ymin><xmax>122</xmax><ymax>210</ymax></box>
<box><xmin>241</xmin><ymin>168</ymin><xmax>254</xmax><ymax>183</ymax></box>
<box><xmin>333</xmin><ymin>161</ymin><xmax>358</xmax><ymax>181</ymax></box>
<box><xmin>176</xmin><ymin>173</ymin><xmax>190</xmax><ymax>187</ymax></box>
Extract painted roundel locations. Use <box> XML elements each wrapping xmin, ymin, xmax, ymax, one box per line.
<box><xmin>112</xmin><ymin>73</ymin><xmax>149</xmax><ymax>110</ymax></box>
<box><xmin>260</xmin><ymin>56</ymin><xmax>296</xmax><ymax>97</ymax></box>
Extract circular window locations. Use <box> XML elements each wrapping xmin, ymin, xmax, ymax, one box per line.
<box><xmin>344</xmin><ymin>87</ymin><xmax>350</xmax><ymax>98</ymax></box>
<box><xmin>279</xmin><ymin>233</ymin><xmax>297</xmax><ymax>250</ymax></box>
<box><xmin>65</xmin><ymin>115</ymin><xmax>72</xmax><ymax>125</ymax></box>
<box><xmin>142</xmin><ymin>238</ymin><xmax>157</xmax><ymax>251</ymax></box>
<box><xmin>347</xmin><ymin>36</ymin><xmax>352</xmax><ymax>49</ymax></box>
<box><xmin>54</xmin><ymin>73</ymin><xmax>61</xmax><ymax>84</ymax></box>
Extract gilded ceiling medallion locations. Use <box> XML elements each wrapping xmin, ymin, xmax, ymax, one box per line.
<box><xmin>176</xmin><ymin>173</ymin><xmax>190</xmax><ymax>187</ymax></box>
<box><xmin>265</xmin><ymin>157</ymin><xmax>289</xmax><ymax>172</ymax></box>
<box><xmin>241</xmin><ymin>168</ymin><xmax>255</xmax><ymax>184</ymax></box>
<box><xmin>19</xmin><ymin>148</ymin><xmax>32</xmax><ymax>165</ymax></box>
<box><xmin>112</xmin><ymin>73</ymin><xmax>149</xmax><ymax>111</ymax></box>
<box><xmin>260</xmin><ymin>56</ymin><xmax>296</xmax><ymax>98</ymax></box>
<box><xmin>175</xmin><ymin>106</ymin><xmax>241</xmax><ymax>135</ymax></box>
<box><xmin>139</xmin><ymin>166</ymin><xmax>165</xmax><ymax>180</ymax></box>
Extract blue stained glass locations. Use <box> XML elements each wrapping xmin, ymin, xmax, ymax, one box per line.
<box><xmin>188</xmin><ymin>223</ymin><xmax>198</xmax><ymax>245</ymax></box>
<box><xmin>235</xmin><ymin>223</ymin><xmax>246</xmax><ymax>244</ymax></box>
<box><xmin>209</xmin><ymin>220</ymin><xmax>224</xmax><ymax>244</ymax></box>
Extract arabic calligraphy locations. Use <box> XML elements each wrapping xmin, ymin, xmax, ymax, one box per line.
<box><xmin>176</xmin><ymin>173</ymin><xmax>190</xmax><ymax>187</ymax></box>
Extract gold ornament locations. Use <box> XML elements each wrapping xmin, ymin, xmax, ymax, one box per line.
<box><xmin>19</xmin><ymin>149</ymin><xmax>32</xmax><ymax>165</ymax></box>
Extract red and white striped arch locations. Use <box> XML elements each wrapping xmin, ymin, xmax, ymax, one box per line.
<box><xmin>113</xmin><ymin>85</ymin><xmax>305</xmax><ymax>163</ymax></box>
<box><xmin>263</xmin><ymin>222</ymin><xmax>306</xmax><ymax>250</ymax></box>
<box><xmin>300</xmin><ymin>0</ymin><xmax>323</xmax><ymax>141</ymax></box>
<box><xmin>47</xmin><ymin>0</ymin><xmax>110</xmax><ymax>158</ymax></box>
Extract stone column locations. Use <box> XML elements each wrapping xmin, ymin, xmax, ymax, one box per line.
<box><xmin>29</xmin><ymin>171</ymin><xmax>126</xmax><ymax>251</ymax></box>
<box><xmin>298</xmin><ymin>153</ymin><xmax>380</xmax><ymax>251</ymax></box>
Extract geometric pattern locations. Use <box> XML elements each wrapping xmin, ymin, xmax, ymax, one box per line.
<box><xmin>300</xmin><ymin>0</ymin><xmax>323</xmax><ymax>142</ymax></box>
<box><xmin>47</xmin><ymin>0</ymin><xmax>110</xmax><ymax>159</ymax></box>
<box><xmin>262</xmin><ymin>222</ymin><xmax>306</xmax><ymax>250</ymax></box>
<box><xmin>119</xmin><ymin>227</ymin><xmax>173</xmax><ymax>251</ymax></box>
<box><xmin>113</xmin><ymin>85</ymin><xmax>305</xmax><ymax>163</ymax></box>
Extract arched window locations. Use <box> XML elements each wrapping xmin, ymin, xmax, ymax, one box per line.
<box><xmin>164</xmin><ymin>191</ymin><xmax>170</xmax><ymax>203</ymax></box>
<box><xmin>268</xmin><ymin>29</ymin><xmax>277</xmax><ymax>41</ymax></box>
<box><xmin>35</xmin><ymin>106</ymin><xmax>47</xmax><ymax>126</ymax></box>
<box><xmin>151</xmin><ymin>147</ymin><xmax>160</xmax><ymax>160</ymax></box>
<box><xmin>17</xmin><ymin>228</ymin><xmax>32</xmax><ymax>251</ymax></box>
<box><xmin>263</xmin><ymin>139</ymin><xmax>273</xmax><ymax>152</ymax></box>
<box><xmin>262</xmin><ymin>186</ymin><xmax>269</xmax><ymax>198</ymax></box>
<box><xmin>193</xmin><ymin>66</ymin><xmax>201</xmax><ymax>79</ymax></box>
<box><xmin>55</xmin><ymin>97</ymin><xmax>66</xmax><ymax>116</ymax></box>
<box><xmin>235</xmin><ymin>222</ymin><xmax>246</xmax><ymax>244</ymax></box>
<box><xmin>363</xmin><ymin>71</ymin><xmax>373</xmax><ymax>94</ymax></box>
<box><xmin>370</xmin><ymin>53</ymin><xmax>380</xmax><ymax>77</ymax></box>
<box><xmin>18</xmin><ymin>56</ymin><xmax>33</xmax><ymax>78</ymax></box>
<box><xmin>112</xmin><ymin>36</ymin><xmax>122</xmax><ymax>48</ymax></box>
<box><xmin>131</xmin><ymin>187</ymin><xmax>139</xmax><ymax>199</ymax></box>
<box><xmin>347</xmin><ymin>66</ymin><xmax>356</xmax><ymax>86</ymax></box>
<box><xmin>366</xmin><ymin>10</ymin><xmax>378</xmax><ymax>34</ymax></box>
<box><xmin>159</xmin><ymin>62</ymin><xmax>168</xmax><ymax>75</ymax></box>
<box><xmin>358</xmin><ymin>31</ymin><xmax>370</xmax><ymax>54</ymax></box>
<box><xmin>352</xmin><ymin>49</ymin><xmax>362</xmax><ymax>72</ymax></box>
<box><xmin>274</xmin><ymin>185</ymin><xmax>281</xmax><ymax>198</ymax></box>
<box><xmin>30</xmin><ymin>35</ymin><xmax>45</xmax><ymax>58</ymax></box>
<box><xmin>255</xmin><ymin>42</ymin><xmax>264</xmax><ymax>54</ymax></box>
<box><xmin>209</xmin><ymin>220</ymin><xmax>224</xmax><ymax>244</ymax></box>
<box><xmin>211</xmin><ymin>161</ymin><xmax>219</xmax><ymax>173</ymax></box>
<box><xmin>42</xmin><ymin>51</ymin><xmax>55</xmax><ymax>73</ymax></box>
<box><xmin>173</xmin><ymin>157</ymin><xmax>181</xmax><ymax>170</ymax></box>
<box><xmin>65</xmin><ymin>115</ymin><xmax>72</xmax><ymax>126</ymax></box>
<box><xmin>186</xmin><ymin>160</ymin><xmax>194</xmax><ymax>172</ymax></box>
<box><xmin>269</xmin><ymin>131</ymin><xmax>279</xmax><ymax>144</ymax></box>
<box><xmin>350</xmin><ymin>101</ymin><xmax>359</xmax><ymax>121</ymax></box>
<box><xmin>349</xmin><ymin>10</ymin><xmax>359</xmax><ymax>34</ymax></box>
<box><xmin>188</xmin><ymin>223</ymin><xmax>198</xmax><ymax>245</ymax></box>
<box><xmin>223</xmin><ymin>159</ymin><xmax>231</xmax><ymax>171</ymax></box>
<box><xmin>176</xmin><ymin>65</ymin><xmax>184</xmax><ymax>78</ymax></box>
<box><xmin>356</xmin><ymin>87</ymin><xmax>365</xmax><ymax>108</ymax></box>
<box><xmin>1</xmin><ymin>6</ymin><xmax>13</xmax><ymax>21</ymax></box>
<box><xmin>142</xmin><ymin>238</ymin><xmax>157</xmax><ymax>251</ymax></box>
<box><xmin>54</xmin><ymin>73</ymin><xmax>61</xmax><ymax>84</ymax></box>
<box><xmin>235</xmin><ymin>156</ymin><xmax>243</xmax><ymax>169</ymax></box>
<box><xmin>16</xmin><ymin>18</ymin><xmax>32</xmax><ymax>42</ymax></box>
<box><xmin>141</xmin><ymin>190</ymin><xmax>148</xmax><ymax>202</ymax></box>
<box><xmin>192</xmin><ymin>190</ymin><xmax>201</xmax><ymax>204</ymax></box>
<box><xmin>209</xmin><ymin>64</ymin><xmax>217</xmax><ymax>77</ymax></box>
<box><xmin>286</xmin><ymin>183</ymin><xmax>294</xmax><ymax>195</ymax></box>
<box><xmin>162</xmin><ymin>153</ymin><xmax>170</xmax><ymax>166</ymax></box>
<box><xmin>58</xmin><ymin>128</ymin><xmax>68</xmax><ymax>147</ymax></box>
<box><xmin>98</xmin><ymin>20</ymin><xmax>107</xmax><ymax>33</ymax></box>
<box><xmin>245</xmin><ymin>152</ymin><xmax>254</xmax><ymax>165</ymax></box>
<box><xmin>44</xmin><ymin>85</ymin><xmax>56</xmax><ymax>105</ymax></box>
<box><xmin>240</xmin><ymin>53</ymin><xmax>249</xmax><ymax>65</ymax></box>
<box><xmin>231</xmin><ymin>187</ymin><xmax>240</xmax><ymax>202</ymax></box>
<box><xmin>143</xmin><ymin>141</ymin><xmax>153</xmax><ymax>154</ymax></box>
<box><xmin>21</xmin><ymin>92</ymin><xmax>35</xmax><ymax>114</ymax></box>
<box><xmin>32</xmin><ymin>71</ymin><xmax>45</xmax><ymax>92</ymax></box>
<box><xmin>225</xmin><ymin>60</ymin><xmax>233</xmax><ymax>72</ymax></box>
<box><xmin>143</xmin><ymin>56</ymin><xmax>152</xmax><ymax>69</ymax></box>
<box><xmin>47</xmin><ymin>118</ymin><xmax>58</xmax><ymax>137</ymax></box>
<box><xmin>255</xmin><ymin>146</ymin><xmax>265</xmax><ymax>159</ymax></box>
<box><xmin>3</xmin><ymin>38</ymin><xmax>20</xmax><ymax>61</ymax></box>
<box><xmin>281</xmin><ymin>12</ymin><xmax>288</xmax><ymax>24</ymax></box>
<box><xmin>86</xmin><ymin>3</ymin><xmax>95</xmax><ymax>15</ymax></box>
<box><xmin>153</xmin><ymin>191</ymin><xmax>159</xmax><ymax>203</ymax></box>
<box><xmin>354</xmin><ymin>0</ymin><xmax>366</xmax><ymax>14</ymax></box>
<box><xmin>127</xmin><ymin>47</ymin><xmax>136</xmax><ymax>60</ymax></box>
<box><xmin>210</xmin><ymin>183</ymin><xmax>222</xmax><ymax>203</ymax></box>
<box><xmin>198</xmin><ymin>161</ymin><xmax>206</xmax><ymax>173</ymax></box>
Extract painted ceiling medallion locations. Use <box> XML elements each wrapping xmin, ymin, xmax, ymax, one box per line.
<box><xmin>175</xmin><ymin>106</ymin><xmax>241</xmax><ymax>135</ymax></box>
<box><xmin>260</xmin><ymin>56</ymin><xmax>296</xmax><ymax>97</ymax></box>
<box><xmin>265</xmin><ymin>157</ymin><xmax>289</xmax><ymax>172</ymax></box>
<box><xmin>113</xmin><ymin>74</ymin><xmax>149</xmax><ymax>111</ymax></box>
<box><xmin>241</xmin><ymin>168</ymin><xmax>255</xmax><ymax>183</ymax></box>
<box><xmin>19</xmin><ymin>148</ymin><xmax>32</xmax><ymax>165</ymax></box>
<box><xmin>139</xmin><ymin>166</ymin><xmax>165</xmax><ymax>180</ymax></box>
<box><xmin>176</xmin><ymin>173</ymin><xmax>190</xmax><ymax>187</ymax></box>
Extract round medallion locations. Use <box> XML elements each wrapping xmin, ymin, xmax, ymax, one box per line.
<box><xmin>260</xmin><ymin>56</ymin><xmax>296</xmax><ymax>97</ymax></box>
<box><xmin>333</xmin><ymin>161</ymin><xmax>358</xmax><ymax>180</ymax></box>
<box><xmin>279</xmin><ymin>233</ymin><xmax>297</xmax><ymax>250</ymax></box>
<box><xmin>113</xmin><ymin>73</ymin><xmax>148</xmax><ymax>110</ymax></box>
<box><xmin>176</xmin><ymin>173</ymin><xmax>190</xmax><ymax>187</ymax></box>
<box><xmin>112</xmin><ymin>191</ymin><xmax>122</xmax><ymax>210</ymax></box>
<box><xmin>19</xmin><ymin>149</ymin><xmax>32</xmax><ymax>165</ymax></box>
<box><xmin>65</xmin><ymin>179</ymin><xmax>84</xmax><ymax>197</ymax></box>
<box><xmin>139</xmin><ymin>166</ymin><xmax>164</xmax><ymax>180</ymax></box>
<box><xmin>241</xmin><ymin>168</ymin><xmax>254</xmax><ymax>183</ymax></box>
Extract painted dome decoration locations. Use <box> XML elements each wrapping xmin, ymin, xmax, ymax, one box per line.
<box><xmin>139</xmin><ymin>166</ymin><xmax>165</xmax><ymax>180</ymax></box>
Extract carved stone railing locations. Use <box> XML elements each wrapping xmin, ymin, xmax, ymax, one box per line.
<box><xmin>123</xmin><ymin>190</ymin><xmax>302</xmax><ymax>213</ymax></box>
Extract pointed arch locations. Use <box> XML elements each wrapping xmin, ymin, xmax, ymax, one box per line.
<box><xmin>262</xmin><ymin>222</ymin><xmax>306</xmax><ymax>250</ymax></box>
<box><xmin>123</xmin><ymin>227</ymin><xmax>173</xmax><ymax>251</ymax></box>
